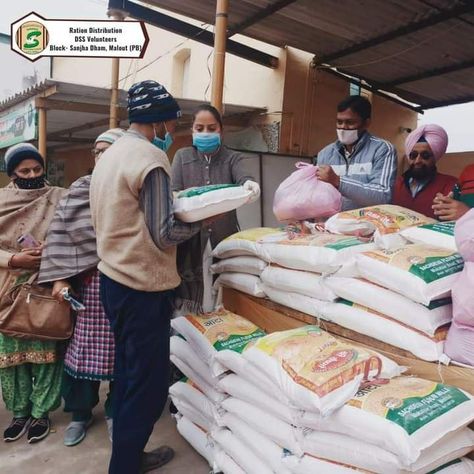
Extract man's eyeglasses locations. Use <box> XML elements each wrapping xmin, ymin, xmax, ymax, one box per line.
<box><xmin>91</xmin><ymin>148</ymin><xmax>105</xmax><ymax>158</ymax></box>
<box><xmin>408</xmin><ymin>150</ymin><xmax>433</xmax><ymax>161</ymax></box>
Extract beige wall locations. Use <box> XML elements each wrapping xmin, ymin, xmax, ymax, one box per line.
<box><xmin>370</xmin><ymin>95</ymin><xmax>418</xmax><ymax>173</ymax></box>
<box><xmin>53</xmin><ymin>22</ymin><xmax>285</xmax><ymax>113</ymax></box>
<box><xmin>437</xmin><ymin>152</ymin><xmax>474</xmax><ymax>179</ymax></box>
<box><xmin>52</xmin><ymin>15</ymin><xmax>421</xmax><ymax>168</ymax></box>
<box><xmin>50</xmin><ymin>147</ymin><xmax>94</xmax><ymax>186</ymax></box>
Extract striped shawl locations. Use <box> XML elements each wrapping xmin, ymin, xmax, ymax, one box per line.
<box><xmin>38</xmin><ymin>175</ymin><xmax>98</xmax><ymax>283</ymax></box>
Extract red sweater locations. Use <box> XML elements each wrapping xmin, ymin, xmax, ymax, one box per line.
<box><xmin>393</xmin><ymin>172</ymin><xmax>458</xmax><ymax>219</ymax></box>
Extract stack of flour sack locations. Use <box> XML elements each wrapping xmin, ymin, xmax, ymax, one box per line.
<box><xmin>212</xmin><ymin>205</ymin><xmax>464</xmax><ymax>363</ymax></box>
<box><xmin>169</xmin><ymin>309</ymin><xmax>474</xmax><ymax>473</ymax></box>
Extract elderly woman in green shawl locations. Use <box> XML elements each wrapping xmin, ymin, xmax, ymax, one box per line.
<box><xmin>0</xmin><ymin>143</ymin><xmax>66</xmax><ymax>444</ymax></box>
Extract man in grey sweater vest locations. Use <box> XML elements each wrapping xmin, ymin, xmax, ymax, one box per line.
<box><xmin>90</xmin><ymin>81</ymin><xmax>200</xmax><ymax>474</ymax></box>
<box><xmin>315</xmin><ymin>95</ymin><xmax>397</xmax><ymax>211</ymax></box>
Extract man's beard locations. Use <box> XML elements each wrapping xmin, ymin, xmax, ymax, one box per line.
<box><xmin>408</xmin><ymin>164</ymin><xmax>436</xmax><ymax>180</ymax></box>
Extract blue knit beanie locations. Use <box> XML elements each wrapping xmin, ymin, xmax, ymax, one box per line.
<box><xmin>4</xmin><ymin>142</ymin><xmax>44</xmax><ymax>176</ymax></box>
<box><xmin>127</xmin><ymin>80</ymin><xmax>181</xmax><ymax>124</ymax></box>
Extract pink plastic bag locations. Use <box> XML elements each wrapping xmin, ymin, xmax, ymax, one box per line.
<box><xmin>444</xmin><ymin>209</ymin><xmax>474</xmax><ymax>366</ymax></box>
<box><xmin>451</xmin><ymin>210</ymin><xmax>474</xmax><ymax>327</ymax></box>
<box><xmin>450</xmin><ymin>263</ymin><xmax>474</xmax><ymax>327</ymax></box>
<box><xmin>444</xmin><ymin>321</ymin><xmax>474</xmax><ymax>367</ymax></box>
<box><xmin>455</xmin><ymin>208</ymin><xmax>474</xmax><ymax>261</ymax></box>
<box><xmin>273</xmin><ymin>163</ymin><xmax>342</xmax><ymax>222</ymax></box>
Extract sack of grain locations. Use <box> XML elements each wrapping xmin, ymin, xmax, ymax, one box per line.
<box><xmin>301</xmin><ymin>427</ymin><xmax>474</xmax><ymax>473</ymax></box>
<box><xmin>176</xmin><ymin>416</ymin><xmax>214</xmax><ymax>466</ymax></box>
<box><xmin>262</xmin><ymin>284</ymin><xmax>326</xmax><ymax>318</ymax></box>
<box><xmin>171</xmin><ymin>309</ymin><xmax>265</xmax><ymax>376</ymax></box>
<box><xmin>212</xmin><ymin>449</ymin><xmax>245</xmax><ymax>474</ymax></box>
<box><xmin>298</xmin><ymin>377</ymin><xmax>474</xmax><ymax>464</ymax></box>
<box><xmin>211</xmin><ymin>428</ymin><xmax>273</xmax><ymax>474</ymax></box>
<box><xmin>212</xmin><ymin>228</ymin><xmax>279</xmax><ymax>259</ymax></box>
<box><xmin>169</xmin><ymin>355</ymin><xmax>225</xmax><ymax>404</ymax></box>
<box><xmin>261</xmin><ymin>265</ymin><xmax>337</xmax><ymax>302</ymax></box>
<box><xmin>401</xmin><ymin>221</ymin><xmax>456</xmax><ymax>251</ymax></box>
<box><xmin>325</xmin><ymin>277</ymin><xmax>452</xmax><ymax>336</ymax></box>
<box><xmin>218</xmin><ymin>373</ymin><xmax>298</xmax><ymax>425</ymax></box>
<box><xmin>242</xmin><ymin>325</ymin><xmax>379</xmax><ymax>415</ymax></box>
<box><xmin>262</xmin><ymin>286</ymin><xmax>404</xmax><ymax>377</ymax></box>
<box><xmin>319</xmin><ymin>299</ymin><xmax>447</xmax><ymax>361</ymax></box>
<box><xmin>170</xmin><ymin>336</ymin><xmax>219</xmax><ymax>387</ymax></box>
<box><xmin>219</xmin><ymin>412</ymin><xmax>292</xmax><ymax>474</ymax></box>
<box><xmin>356</xmin><ymin>244</ymin><xmax>464</xmax><ymax>305</ymax></box>
<box><xmin>220</xmin><ymin>397</ymin><xmax>304</xmax><ymax>456</ymax></box>
<box><xmin>259</xmin><ymin>231</ymin><xmax>376</xmax><ymax>274</ymax></box>
<box><xmin>210</xmin><ymin>256</ymin><xmax>267</xmax><ymax>276</ymax></box>
<box><xmin>213</xmin><ymin>272</ymin><xmax>265</xmax><ymax>298</ymax></box>
<box><xmin>432</xmin><ymin>458</ymin><xmax>474</xmax><ymax>473</ymax></box>
<box><xmin>325</xmin><ymin>205</ymin><xmax>436</xmax><ymax>250</ymax></box>
<box><xmin>214</xmin><ymin>349</ymin><xmax>292</xmax><ymax>405</ymax></box>
<box><xmin>169</xmin><ymin>380</ymin><xmax>217</xmax><ymax>427</ymax></box>
<box><xmin>173</xmin><ymin>184</ymin><xmax>251</xmax><ymax>222</ymax></box>
<box><xmin>284</xmin><ymin>454</ymin><xmax>369</xmax><ymax>473</ymax></box>
<box><xmin>286</xmin><ymin>455</ymin><xmax>474</xmax><ymax>473</ymax></box>
<box><xmin>172</xmin><ymin>398</ymin><xmax>213</xmax><ymax>432</ymax></box>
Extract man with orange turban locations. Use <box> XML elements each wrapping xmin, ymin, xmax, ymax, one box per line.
<box><xmin>393</xmin><ymin>124</ymin><xmax>457</xmax><ymax>218</ymax></box>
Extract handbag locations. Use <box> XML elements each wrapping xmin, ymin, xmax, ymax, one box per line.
<box><xmin>0</xmin><ymin>273</ymin><xmax>73</xmax><ymax>341</ymax></box>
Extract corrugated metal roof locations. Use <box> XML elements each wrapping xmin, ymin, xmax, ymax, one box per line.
<box><xmin>138</xmin><ymin>0</ymin><xmax>474</xmax><ymax>109</ymax></box>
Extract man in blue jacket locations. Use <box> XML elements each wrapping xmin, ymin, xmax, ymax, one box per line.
<box><xmin>315</xmin><ymin>95</ymin><xmax>397</xmax><ymax>211</ymax></box>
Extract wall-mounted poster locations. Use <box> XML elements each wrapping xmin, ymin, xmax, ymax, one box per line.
<box><xmin>0</xmin><ymin>98</ymin><xmax>37</xmax><ymax>149</ymax></box>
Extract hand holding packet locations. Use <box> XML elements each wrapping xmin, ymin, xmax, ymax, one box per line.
<box><xmin>60</xmin><ymin>288</ymin><xmax>86</xmax><ymax>311</ymax></box>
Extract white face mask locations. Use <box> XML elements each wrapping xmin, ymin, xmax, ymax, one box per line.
<box><xmin>337</xmin><ymin>128</ymin><xmax>359</xmax><ymax>145</ymax></box>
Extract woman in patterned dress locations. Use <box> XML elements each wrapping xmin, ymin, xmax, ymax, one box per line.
<box><xmin>0</xmin><ymin>143</ymin><xmax>66</xmax><ymax>444</ymax></box>
<box><xmin>38</xmin><ymin>128</ymin><xmax>125</xmax><ymax>446</ymax></box>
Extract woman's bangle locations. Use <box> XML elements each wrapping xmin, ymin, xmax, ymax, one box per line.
<box><xmin>7</xmin><ymin>254</ymin><xmax>16</xmax><ymax>269</ymax></box>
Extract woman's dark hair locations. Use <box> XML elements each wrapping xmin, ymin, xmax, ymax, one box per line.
<box><xmin>192</xmin><ymin>104</ymin><xmax>223</xmax><ymax>128</ymax></box>
<box><xmin>337</xmin><ymin>95</ymin><xmax>372</xmax><ymax>121</ymax></box>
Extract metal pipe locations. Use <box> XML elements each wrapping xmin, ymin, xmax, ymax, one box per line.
<box><xmin>211</xmin><ymin>0</ymin><xmax>229</xmax><ymax>114</ymax></box>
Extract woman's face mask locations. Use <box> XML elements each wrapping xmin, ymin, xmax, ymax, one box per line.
<box><xmin>14</xmin><ymin>174</ymin><xmax>46</xmax><ymax>189</ymax></box>
<box><xmin>152</xmin><ymin>124</ymin><xmax>173</xmax><ymax>152</ymax></box>
<box><xmin>192</xmin><ymin>132</ymin><xmax>221</xmax><ymax>153</ymax></box>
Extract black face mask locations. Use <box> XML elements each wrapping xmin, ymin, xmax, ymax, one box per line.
<box><xmin>14</xmin><ymin>175</ymin><xmax>46</xmax><ymax>190</ymax></box>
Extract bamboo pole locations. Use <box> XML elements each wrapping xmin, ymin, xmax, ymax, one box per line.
<box><xmin>211</xmin><ymin>0</ymin><xmax>229</xmax><ymax>114</ymax></box>
<box><xmin>38</xmin><ymin>107</ymin><xmax>47</xmax><ymax>161</ymax></box>
<box><xmin>108</xmin><ymin>10</ymin><xmax>124</xmax><ymax>129</ymax></box>
<box><xmin>110</xmin><ymin>57</ymin><xmax>120</xmax><ymax>129</ymax></box>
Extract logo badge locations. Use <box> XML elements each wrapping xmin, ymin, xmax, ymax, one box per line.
<box><xmin>312</xmin><ymin>349</ymin><xmax>355</xmax><ymax>373</ymax></box>
<box><xmin>16</xmin><ymin>21</ymin><xmax>49</xmax><ymax>55</ymax></box>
